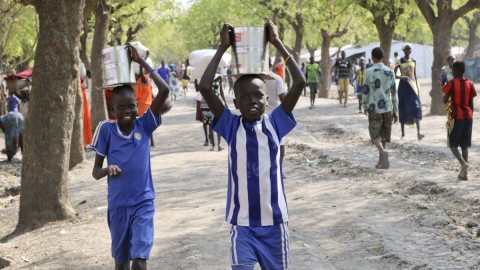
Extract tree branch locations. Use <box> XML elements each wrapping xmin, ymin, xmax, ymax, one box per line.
<box><xmin>414</xmin><ymin>0</ymin><xmax>436</xmax><ymax>27</ymax></box>
<box><xmin>452</xmin><ymin>0</ymin><xmax>480</xmax><ymax>21</ymax></box>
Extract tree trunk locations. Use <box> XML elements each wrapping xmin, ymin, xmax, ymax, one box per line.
<box><xmin>319</xmin><ymin>31</ymin><xmax>332</xmax><ymax>98</ymax></box>
<box><xmin>90</xmin><ymin>0</ymin><xmax>109</xmax><ymax>132</ymax></box>
<box><xmin>79</xmin><ymin>19</ymin><xmax>90</xmax><ymax>70</ymax></box>
<box><xmin>17</xmin><ymin>0</ymin><xmax>84</xmax><ymax>232</ymax></box>
<box><xmin>465</xmin><ymin>12</ymin><xmax>480</xmax><ymax>58</ymax></box>
<box><xmin>292</xmin><ymin>21</ymin><xmax>303</xmax><ymax>63</ymax></box>
<box><xmin>430</xmin><ymin>22</ymin><xmax>452</xmax><ymax>115</ymax></box>
<box><xmin>374</xmin><ymin>19</ymin><xmax>394</xmax><ymax>66</ymax></box>
<box><xmin>69</xmin><ymin>80</ymin><xmax>84</xmax><ymax>170</ymax></box>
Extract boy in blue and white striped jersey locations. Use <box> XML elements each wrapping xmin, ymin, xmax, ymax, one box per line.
<box><xmin>196</xmin><ymin>21</ymin><xmax>306</xmax><ymax>270</ymax></box>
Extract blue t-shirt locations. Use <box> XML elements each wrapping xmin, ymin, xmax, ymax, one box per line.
<box><xmin>157</xmin><ymin>67</ymin><xmax>170</xmax><ymax>83</ymax></box>
<box><xmin>212</xmin><ymin>106</ymin><xmax>296</xmax><ymax>226</ymax></box>
<box><xmin>89</xmin><ymin>108</ymin><xmax>161</xmax><ymax>209</ymax></box>
<box><xmin>6</xmin><ymin>96</ymin><xmax>20</xmax><ymax>112</ymax></box>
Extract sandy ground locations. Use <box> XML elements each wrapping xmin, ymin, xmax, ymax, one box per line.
<box><xmin>1</xmin><ymin>79</ymin><xmax>480</xmax><ymax>269</ymax></box>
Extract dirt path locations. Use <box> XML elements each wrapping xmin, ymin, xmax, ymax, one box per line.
<box><xmin>1</xmin><ymin>81</ymin><xmax>480</xmax><ymax>269</ymax></box>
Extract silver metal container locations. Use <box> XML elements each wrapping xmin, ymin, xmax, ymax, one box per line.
<box><xmin>102</xmin><ymin>46</ymin><xmax>136</xmax><ymax>87</ymax></box>
<box><xmin>232</xmin><ymin>26</ymin><xmax>269</xmax><ymax>75</ymax></box>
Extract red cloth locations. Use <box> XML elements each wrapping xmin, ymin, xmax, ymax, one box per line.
<box><xmin>443</xmin><ymin>78</ymin><xmax>477</xmax><ymax>119</ymax></box>
<box><xmin>4</xmin><ymin>68</ymin><xmax>33</xmax><ymax>80</ymax></box>
<box><xmin>81</xmin><ymin>81</ymin><xmax>92</xmax><ymax>147</ymax></box>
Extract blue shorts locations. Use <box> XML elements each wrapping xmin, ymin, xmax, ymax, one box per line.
<box><xmin>448</xmin><ymin>118</ymin><xmax>472</xmax><ymax>148</ymax></box>
<box><xmin>230</xmin><ymin>222</ymin><xmax>290</xmax><ymax>270</ymax></box>
<box><xmin>108</xmin><ymin>200</ymin><xmax>155</xmax><ymax>264</ymax></box>
<box><xmin>355</xmin><ymin>86</ymin><xmax>364</xmax><ymax>96</ymax></box>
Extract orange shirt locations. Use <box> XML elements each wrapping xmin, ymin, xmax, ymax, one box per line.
<box><xmin>274</xmin><ymin>63</ymin><xmax>285</xmax><ymax>80</ymax></box>
<box><xmin>135</xmin><ymin>74</ymin><xmax>153</xmax><ymax>116</ymax></box>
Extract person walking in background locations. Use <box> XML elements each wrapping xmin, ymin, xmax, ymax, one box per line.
<box><xmin>266</xmin><ymin>59</ymin><xmax>287</xmax><ymax>163</ymax></box>
<box><xmin>440</xmin><ymin>55</ymin><xmax>455</xmax><ymax>86</ymax></box>
<box><xmin>353</xmin><ymin>57</ymin><xmax>366</xmax><ymax>114</ymax></box>
<box><xmin>363</xmin><ymin>47</ymin><xmax>398</xmax><ymax>169</ymax></box>
<box><xmin>394</xmin><ymin>44</ymin><xmax>424</xmax><ymax>140</ymax></box>
<box><xmin>443</xmin><ymin>61</ymin><xmax>476</xmax><ymax>181</ymax></box>
<box><xmin>195</xmin><ymin>75</ymin><xmax>227</xmax><ymax>151</ymax></box>
<box><xmin>157</xmin><ymin>60</ymin><xmax>170</xmax><ymax>86</ymax></box>
<box><xmin>305</xmin><ymin>57</ymin><xmax>322</xmax><ymax>109</ymax></box>
<box><xmin>274</xmin><ymin>56</ymin><xmax>285</xmax><ymax>81</ymax></box>
<box><xmin>80</xmin><ymin>78</ymin><xmax>92</xmax><ymax>148</ymax></box>
<box><xmin>334</xmin><ymin>51</ymin><xmax>352</xmax><ymax>107</ymax></box>
<box><xmin>181</xmin><ymin>63</ymin><xmax>190</xmax><ymax>96</ymax></box>
<box><xmin>135</xmin><ymin>60</ymin><xmax>155</xmax><ymax>147</ymax></box>
<box><xmin>226</xmin><ymin>67</ymin><xmax>234</xmax><ymax>95</ymax></box>
<box><xmin>169</xmin><ymin>70</ymin><xmax>180</xmax><ymax>101</ymax></box>
<box><xmin>300</xmin><ymin>62</ymin><xmax>307</xmax><ymax>96</ymax></box>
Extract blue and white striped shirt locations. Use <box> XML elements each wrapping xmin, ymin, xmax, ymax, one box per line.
<box><xmin>212</xmin><ymin>106</ymin><xmax>296</xmax><ymax>226</ymax></box>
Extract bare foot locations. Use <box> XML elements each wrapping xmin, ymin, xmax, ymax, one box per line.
<box><xmin>375</xmin><ymin>152</ymin><xmax>389</xmax><ymax>169</ymax></box>
<box><xmin>458</xmin><ymin>164</ymin><xmax>469</xmax><ymax>181</ymax></box>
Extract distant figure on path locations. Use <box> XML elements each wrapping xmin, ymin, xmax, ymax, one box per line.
<box><xmin>353</xmin><ymin>57</ymin><xmax>365</xmax><ymax>113</ymax></box>
<box><xmin>157</xmin><ymin>60</ymin><xmax>170</xmax><ymax>85</ymax></box>
<box><xmin>196</xmin><ymin>75</ymin><xmax>227</xmax><ymax>151</ymax></box>
<box><xmin>440</xmin><ymin>55</ymin><xmax>455</xmax><ymax>86</ymax></box>
<box><xmin>443</xmin><ymin>61</ymin><xmax>476</xmax><ymax>181</ymax></box>
<box><xmin>334</xmin><ymin>51</ymin><xmax>352</xmax><ymax>107</ymax></box>
<box><xmin>80</xmin><ymin>78</ymin><xmax>92</xmax><ymax>148</ymax></box>
<box><xmin>305</xmin><ymin>57</ymin><xmax>322</xmax><ymax>109</ymax></box>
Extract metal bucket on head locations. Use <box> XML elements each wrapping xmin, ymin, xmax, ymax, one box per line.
<box><xmin>232</xmin><ymin>26</ymin><xmax>269</xmax><ymax>76</ymax></box>
<box><xmin>102</xmin><ymin>46</ymin><xmax>136</xmax><ymax>88</ymax></box>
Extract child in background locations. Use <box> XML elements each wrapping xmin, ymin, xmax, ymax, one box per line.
<box><xmin>353</xmin><ymin>58</ymin><xmax>365</xmax><ymax>113</ymax></box>
<box><xmin>196</xmin><ymin>21</ymin><xmax>306</xmax><ymax>269</ymax></box>
<box><xmin>169</xmin><ymin>70</ymin><xmax>180</xmax><ymax>101</ymax></box>
<box><xmin>196</xmin><ymin>75</ymin><xmax>227</xmax><ymax>151</ymax></box>
<box><xmin>89</xmin><ymin>45</ymin><xmax>170</xmax><ymax>270</ymax></box>
<box><xmin>6</xmin><ymin>92</ymin><xmax>20</xmax><ymax>112</ymax></box>
<box><xmin>80</xmin><ymin>78</ymin><xmax>92</xmax><ymax>148</ymax></box>
<box><xmin>443</xmin><ymin>61</ymin><xmax>476</xmax><ymax>181</ymax></box>
<box><xmin>135</xmin><ymin>59</ymin><xmax>155</xmax><ymax>147</ymax></box>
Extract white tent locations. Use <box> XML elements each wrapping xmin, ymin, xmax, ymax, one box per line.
<box><xmin>339</xmin><ymin>41</ymin><xmax>434</xmax><ymax>78</ymax></box>
<box><xmin>300</xmin><ymin>41</ymin><xmax>442</xmax><ymax>78</ymax></box>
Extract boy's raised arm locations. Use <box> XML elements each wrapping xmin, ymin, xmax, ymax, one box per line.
<box><xmin>266</xmin><ymin>21</ymin><xmax>305</xmax><ymax>114</ymax></box>
<box><xmin>128</xmin><ymin>45</ymin><xmax>170</xmax><ymax>116</ymax></box>
<box><xmin>197</xmin><ymin>24</ymin><xmax>233</xmax><ymax>120</ymax></box>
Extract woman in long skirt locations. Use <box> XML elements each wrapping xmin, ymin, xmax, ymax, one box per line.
<box><xmin>394</xmin><ymin>44</ymin><xmax>425</xmax><ymax>140</ymax></box>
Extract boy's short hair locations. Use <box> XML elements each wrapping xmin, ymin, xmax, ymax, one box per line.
<box><xmin>371</xmin><ymin>47</ymin><xmax>384</xmax><ymax>60</ymax></box>
<box><xmin>452</xmin><ymin>61</ymin><xmax>465</xmax><ymax>76</ymax></box>
<box><xmin>111</xmin><ymin>84</ymin><xmax>135</xmax><ymax>100</ymax></box>
<box><xmin>233</xmin><ymin>74</ymin><xmax>266</xmax><ymax>97</ymax></box>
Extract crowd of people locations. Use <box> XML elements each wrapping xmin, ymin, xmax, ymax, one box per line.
<box><xmin>0</xmin><ymin>19</ymin><xmax>476</xmax><ymax>270</ymax></box>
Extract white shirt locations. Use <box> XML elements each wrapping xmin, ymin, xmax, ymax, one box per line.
<box><xmin>265</xmin><ymin>72</ymin><xmax>287</xmax><ymax>114</ymax></box>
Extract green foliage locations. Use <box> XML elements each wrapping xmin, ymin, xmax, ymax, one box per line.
<box><xmin>0</xmin><ymin>2</ymin><xmax>37</xmax><ymax>71</ymax></box>
<box><xmin>394</xmin><ymin>4</ymin><xmax>432</xmax><ymax>44</ymax></box>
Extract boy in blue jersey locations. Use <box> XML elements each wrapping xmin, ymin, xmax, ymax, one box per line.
<box><xmin>89</xmin><ymin>45</ymin><xmax>170</xmax><ymax>270</ymax></box>
<box><xmin>196</xmin><ymin>21</ymin><xmax>306</xmax><ymax>270</ymax></box>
